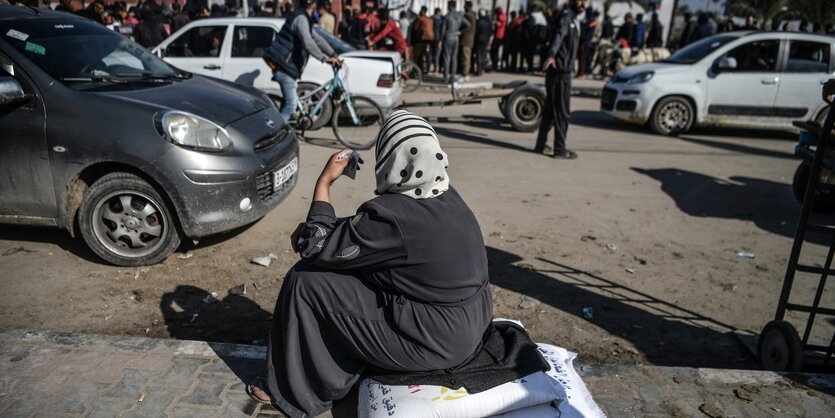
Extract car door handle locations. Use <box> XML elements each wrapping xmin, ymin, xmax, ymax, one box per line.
<box><xmin>203</xmin><ymin>65</ymin><xmax>221</xmax><ymax>70</ymax></box>
<box><xmin>761</xmin><ymin>77</ymin><xmax>779</xmax><ymax>85</ymax></box>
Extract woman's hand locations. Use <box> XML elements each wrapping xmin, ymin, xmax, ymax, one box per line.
<box><xmin>317</xmin><ymin>149</ymin><xmax>352</xmax><ymax>186</ymax></box>
<box><xmin>313</xmin><ymin>149</ymin><xmax>363</xmax><ymax>203</ymax></box>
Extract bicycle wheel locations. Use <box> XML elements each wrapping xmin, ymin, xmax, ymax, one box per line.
<box><xmin>297</xmin><ymin>82</ymin><xmax>333</xmax><ymax>130</ymax></box>
<box><xmin>400</xmin><ymin>61</ymin><xmax>422</xmax><ymax>93</ymax></box>
<box><xmin>332</xmin><ymin>96</ymin><xmax>384</xmax><ymax>150</ymax></box>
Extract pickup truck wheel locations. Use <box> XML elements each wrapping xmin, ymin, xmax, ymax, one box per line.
<box><xmin>78</xmin><ymin>172</ymin><xmax>182</xmax><ymax>266</ymax></box>
<box><xmin>650</xmin><ymin>96</ymin><xmax>694</xmax><ymax>136</ymax></box>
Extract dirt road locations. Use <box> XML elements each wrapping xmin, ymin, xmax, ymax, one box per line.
<box><xmin>1</xmin><ymin>76</ymin><xmax>831</xmax><ymax>369</ymax></box>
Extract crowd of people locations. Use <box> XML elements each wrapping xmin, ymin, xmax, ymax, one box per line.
<box><xmin>16</xmin><ymin>0</ymin><xmax>835</xmax><ymax>79</ymax></box>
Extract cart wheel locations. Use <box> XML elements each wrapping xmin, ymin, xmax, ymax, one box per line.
<box><xmin>503</xmin><ymin>84</ymin><xmax>545</xmax><ymax>132</ymax></box>
<box><xmin>498</xmin><ymin>97</ymin><xmax>508</xmax><ymax>120</ymax></box>
<box><xmin>792</xmin><ymin>162</ymin><xmax>835</xmax><ymax>212</ymax></box>
<box><xmin>758</xmin><ymin>320</ymin><xmax>803</xmax><ymax>372</ymax></box>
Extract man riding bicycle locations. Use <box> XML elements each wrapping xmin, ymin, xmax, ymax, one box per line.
<box><xmin>264</xmin><ymin>0</ymin><xmax>341</xmax><ymax>123</ymax></box>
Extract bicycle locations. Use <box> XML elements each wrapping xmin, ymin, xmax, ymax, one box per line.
<box><xmin>399</xmin><ymin>60</ymin><xmax>422</xmax><ymax>93</ymax></box>
<box><xmin>289</xmin><ymin>64</ymin><xmax>385</xmax><ymax>150</ymax></box>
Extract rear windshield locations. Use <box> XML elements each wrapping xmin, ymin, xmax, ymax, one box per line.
<box><xmin>1</xmin><ymin>18</ymin><xmax>182</xmax><ymax>90</ymax></box>
<box><xmin>664</xmin><ymin>35</ymin><xmax>739</xmax><ymax>64</ymax></box>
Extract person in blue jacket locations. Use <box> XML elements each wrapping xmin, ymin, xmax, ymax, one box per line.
<box><xmin>263</xmin><ymin>0</ymin><xmax>341</xmax><ymax>122</ymax></box>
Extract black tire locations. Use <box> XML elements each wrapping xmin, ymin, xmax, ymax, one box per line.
<box><xmin>503</xmin><ymin>84</ymin><xmax>545</xmax><ymax>132</ymax></box>
<box><xmin>792</xmin><ymin>162</ymin><xmax>835</xmax><ymax>212</ymax></box>
<box><xmin>649</xmin><ymin>96</ymin><xmax>695</xmax><ymax>136</ymax></box>
<box><xmin>498</xmin><ymin>97</ymin><xmax>508</xmax><ymax>120</ymax></box>
<box><xmin>78</xmin><ymin>172</ymin><xmax>182</xmax><ymax>266</ymax></box>
<box><xmin>400</xmin><ymin>61</ymin><xmax>422</xmax><ymax>93</ymax></box>
<box><xmin>272</xmin><ymin>83</ymin><xmax>333</xmax><ymax>130</ymax></box>
<box><xmin>815</xmin><ymin>107</ymin><xmax>828</xmax><ymax>127</ymax></box>
<box><xmin>332</xmin><ymin>96</ymin><xmax>385</xmax><ymax>150</ymax></box>
<box><xmin>758</xmin><ymin>320</ymin><xmax>803</xmax><ymax>372</ymax></box>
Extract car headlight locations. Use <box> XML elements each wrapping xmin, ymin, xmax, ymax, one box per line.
<box><xmin>155</xmin><ymin>111</ymin><xmax>232</xmax><ymax>152</ymax></box>
<box><xmin>626</xmin><ymin>71</ymin><xmax>654</xmax><ymax>84</ymax></box>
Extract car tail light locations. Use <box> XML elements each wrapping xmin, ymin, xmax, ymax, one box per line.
<box><xmin>377</xmin><ymin>74</ymin><xmax>394</xmax><ymax>88</ymax></box>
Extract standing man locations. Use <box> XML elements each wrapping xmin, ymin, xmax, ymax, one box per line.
<box><xmin>430</xmin><ymin>7</ymin><xmax>444</xmax><ymax>73</ymax></box>
<box><xmin>263</xmin><ymin>0</ymin><xmax>340</xmax><ymax>122</ymax></box>
<box><xmin>490</xmin><ymin>6</ymin><xmax>507</xmax><ymax>71</ymax></box>
<box><xmin>411</xmin><ymin>6</ymin><xmax>434</xmax><ymax>73</ymax></box>
<box><xmin>678</xmin><ymin>12</ymin><xmax>695</xmax><ymax>48</ymax></box>
<box><xmin>440</xmin><ymin>0</ymin><xmax>469</xmax><ymax>83</ymax></box>
<box><xmin>459</xmin><ymin>1</ymin><xmax>476</xmax><ymax>78</ymax></box>
<box><xmin>317</xmin><ymin>0</ymin><xmax>335</xmax><ymax>35</ymax></box>
<box><xmin>534</xmin><ymin>0</ymin><xmax>584</xmax><ymax>159</ymax></box>
<box><xmin>474</xmin><ymin>9</ymin><xmax>492</xmax><ymax>76</ymax></box>
<box><xmin>632</xmin><ymin>13</ymin><xmax>645</xmax><ymax>49</ymax></box>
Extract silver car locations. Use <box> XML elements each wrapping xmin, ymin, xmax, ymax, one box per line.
<box><xmin>0</xmin><ymin>6</ymin><xmax>298</xmax><ymax>266</ymax></box>
<box><xmin>601</xmin><ymin>32</ymin><xmax>835</xmax><ymax>135</ymax></box>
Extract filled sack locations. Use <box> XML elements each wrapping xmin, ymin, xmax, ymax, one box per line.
<box><xmin>358</xmin><ymin>344</ymin><xmax>605</xmax><ymax>418</ymax></box>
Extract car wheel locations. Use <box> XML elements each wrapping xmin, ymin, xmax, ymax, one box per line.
<box><xmin>503</xmin><ymin>84</ymin><xmax>545</xmax><ymax>132</ymax></box>
<box><xmin>792</xmin><ymin>161</ymin><xmax>835</xmax><ymax>212</ymax></box>
<box><xmin>650</xmin><ymin>96</ymin><xmax>694</xmax><ymax>136</ymax></box>
<box><xmin>78</xmin><ymin>172</ymin><xmax>182</xmax><ymax>266</ymax></box>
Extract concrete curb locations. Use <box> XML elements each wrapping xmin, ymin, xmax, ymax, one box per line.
<box><xmin>2</xmin><ymin>328</ymin><xmax>834</xmax><ymax>417</ymax></box>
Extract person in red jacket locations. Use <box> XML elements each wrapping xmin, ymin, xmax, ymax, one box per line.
<box><xmin>366</xmin><ymin>8</ymin><xmax>407</xmax><ymax>57</ymax></box>
<box><xmin>490</xmin><ymin>7</ymin><xmax>507</xmax><ymax>71</ymax></box>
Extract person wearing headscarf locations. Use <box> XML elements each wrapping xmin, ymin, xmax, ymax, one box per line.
<box><xmin>247</xmin><ymin>110</ymin><xmax>494</xmax><ymax>418</ymax></box>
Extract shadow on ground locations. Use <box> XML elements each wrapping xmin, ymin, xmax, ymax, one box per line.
<box><xmin>160</xmin><ymin>285</ymin><xmax>272</xmax><ymax>346</ymax></box>
<box><xmin>160</xmin><ymin>284</ymin><xmax>357</xmax><ymax>417</ymax></box>
<box><xmin>487</xmin><ymin>246</ymin><xmax>754</xmax><ymax>369</ymax></box>
<box><xmin>0</xmin><ymin>226</ymin><xmax>99</xmax><ymax>263</ymax></box>
<box><xmin>0</xmin><ymin>219</ymin><xmax>258</xmax><ymax>265</ymax></box>
<box><xmin>570</xmin><ymin>110</ymin><xmax>797</xmax><ymax>141</ymax></box>
<box><xmin>631</xmin><ymin>167</ymin><xmax>833</xmax><ymax>245</ymax></box>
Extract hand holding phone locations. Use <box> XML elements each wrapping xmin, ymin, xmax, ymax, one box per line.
<box><xmin>337</xmin><ymin>150</ymin><xmax>363</xmax><ymax>179</ymax></box>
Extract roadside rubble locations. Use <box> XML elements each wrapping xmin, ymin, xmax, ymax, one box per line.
<box><xmin>228</xmin><ymin>284</ymin><xmax>247</xmax><ymax>296</ymax></box>
<box><xmin>518</xmin><ymin>296</ymin><xmax>541</xmax><ymax>309</ymax></box>
<box><xmin>251</xmin><ymin>253</ymin><xmax>278</xmax><ymax>267</ymax></box>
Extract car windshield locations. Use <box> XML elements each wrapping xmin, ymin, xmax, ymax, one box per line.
<box><xmin>314</xmin><ymin>27</ymin><xmax>354</xmax><ymax>54</ymax></box>
<box><xmin>663</xmin><ymin>35</ymin><xmax>739</xmax><ymax>64</ymax></box>
<box><xmin>0</xmin><ymin>19</ymin><xmax>186</xmax><ymax>90</ymax></box>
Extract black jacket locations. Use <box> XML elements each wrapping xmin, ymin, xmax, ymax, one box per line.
<box><xmin>546</xmin><ymin>7</ymin><xmax>580</xmax><ymax>76</ymax></box>
<box><xmin>263</xmin><ymin>10</ymin><xmax>334</xmax><ymax>79</ymax></box>
<box><xmin>475</xmin><ymin>16</ymin><xmax>492</xmax><ymax>45</ymax></box>
<box><xmin>296</xmin><ymin>187</ymin><xmax>488</xmax><ymax>305</ymax></box>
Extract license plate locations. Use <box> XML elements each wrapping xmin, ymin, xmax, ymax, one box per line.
<box><xmin>273</xmin><ymin>157</ymin><xmax>298</xmax><ymax>191</ymax></box>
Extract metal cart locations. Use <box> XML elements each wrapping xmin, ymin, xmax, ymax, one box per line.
<box><xmin>395</xmin><ymin>80</ymin><xmax>546</xmax><ymax>133</ymax></box>
<box><xmin>758</xmin><ymin>103</ymin><xmax>835</xmax><ymax>371</ymax></box>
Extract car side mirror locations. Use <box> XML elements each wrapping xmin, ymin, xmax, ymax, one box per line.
<box><xmin>0</xmin><ymin>77</ymin><xmax>30</xmax><ymax>107</ymax></box>
<box><xmin>716</xmin><ymin>56</ymin><xmax>737</xmax><ymax>72</ymax></box>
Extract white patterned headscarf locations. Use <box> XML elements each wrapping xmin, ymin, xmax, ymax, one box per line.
<box><xmin>374</xmin><ymin>110</ymin><xmax>450</xmax><ymax>199</ymax></box>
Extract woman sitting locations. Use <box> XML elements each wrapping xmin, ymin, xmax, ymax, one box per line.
<box><xmin>247</xmin><ymin>110</ymin><xmax>493</xmax><ymax>417</ymax></box>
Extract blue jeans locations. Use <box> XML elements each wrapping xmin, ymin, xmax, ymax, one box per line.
<box><xmin>274</xmin><ymin>70</ymin><xmax>297</xmax><ymax>123</ymax></box>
